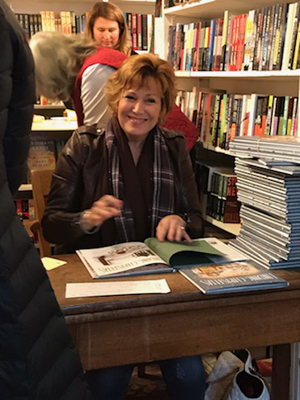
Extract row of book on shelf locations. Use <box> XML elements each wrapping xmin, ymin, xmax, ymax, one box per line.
<box><xmin>124</xmin><ymin>13</ymin><xmax>154</xmax><ymax>52</ymax></box>
<box><xmin>195</xmin><ymin>161</ymin><xmax>240</xmax><ymax>224</ymax></box>
<box><xmin>176</xmin><ymin>87</ymin><xmax>299</xmax><ymax>150</ymax></box>
<box><xmin>14</xmin><ymin>10</ymin><xmax>154</xmax><ymax>53</ymax></box>
<box><xmin>168</xmin><ymin>1</ymin><xmax>300</xmax><ymax>72</ymax></box>
<box><xmin>15</xmin><ymin>199</ymin><xmax>35</xmax><ymax>222</ymax></box>
<box><xmin>15</xmin><ymin>11</ymin><xmax>88</xmax><ymax>37</ymax></box>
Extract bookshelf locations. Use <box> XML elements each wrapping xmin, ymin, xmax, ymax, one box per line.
<box><xmin>160</xmin><ymin>0</ymin><xmax>300</xmax><ymax>96</ymax></box>
<box><xmin>163</xmin><ymin>2</ymin><xmax>300</xmax><ymax>387</ymax></box>
<box><xmin>157</xmin><ymin>0</ymin><xmax>300</xmax><ymax>235</ymax></box>
<box><xmin>19</xmin><ymin>120</ymin><xmax>76</xmax><ymax>193</ymax></box>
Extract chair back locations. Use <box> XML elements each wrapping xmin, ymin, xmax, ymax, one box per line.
<box><xmin>30</xmin><ymin>169</ymin><xmax>53</xmax><ymax>258</ymax></box>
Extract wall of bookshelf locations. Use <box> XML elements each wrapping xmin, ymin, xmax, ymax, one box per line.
<box><xmin>157</xmin><ymin>0</ymin><xmax>300</xmax><ymax>236</ymax></box>
<box><xmin>160</xmin><ymin>0</ymin><xmax>300</xmax><ymax>99</ymax></box>
<box><xmin>162</xmin><ymin>3</ymin><xmax>300</xmax><ymax>385</ymax></box>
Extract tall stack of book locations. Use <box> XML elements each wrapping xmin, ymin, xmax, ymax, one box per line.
<box><xmin>229</xmin><ymin>136</ymin><xmax>300</xmax><ymax>269</ymax></box>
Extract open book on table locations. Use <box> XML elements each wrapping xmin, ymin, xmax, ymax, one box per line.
<box><xmin>179</xmin><ymin>261</ymin><xmax>289</xmax><ymax>295</ymax></box>
<box><xmin>76</xmin><ymin>237</ymin><xmax>248</xmax><ymax>279</ymax></box>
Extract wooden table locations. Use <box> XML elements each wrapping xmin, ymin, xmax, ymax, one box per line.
<box><xmin>48</xmin><ymin>254</ymin><xmax>300</xmax><ymax>400</ymax></box>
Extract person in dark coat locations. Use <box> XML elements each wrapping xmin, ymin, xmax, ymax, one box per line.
<box><xmin>41</xmin><ymin>53</ymin><xmax>206</xmax><ymax>400</ymax></box>
<box><xmin>0</xmin><ymin>1</ymin><xmax>93</xmax><ymax>399</ymax></box>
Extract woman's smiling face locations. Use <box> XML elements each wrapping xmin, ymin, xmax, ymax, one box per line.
<box><xmin>117</xmin><ymin>77</ymin><xmax>162</xmax><ymax>142</ymax></box>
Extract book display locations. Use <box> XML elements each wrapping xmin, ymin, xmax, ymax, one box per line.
<box><xmin>229</xmin><ymin>152</ymin><xmax>300</xmax><ymax>269</ymax></box>
<box><xmin>179</xmin><ymin>260</ymin><xmax>288</xmax><ymax>294</ymax></box>
<box><xmin>76</xmin><ymin>237</ymin><xmax>248</xmax><ymax>279</ymax></box>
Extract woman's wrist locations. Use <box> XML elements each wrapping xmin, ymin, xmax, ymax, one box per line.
<box><xmin>79</xmin><ymin>210</ymin><xmax>100</xmax><ymax>234</ymax></box>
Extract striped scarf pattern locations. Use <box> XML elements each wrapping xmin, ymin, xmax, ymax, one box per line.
<box><xmin>106</xmin><ymin>118</ymin><xmax>174</xmax><ymax>242</ymax></box>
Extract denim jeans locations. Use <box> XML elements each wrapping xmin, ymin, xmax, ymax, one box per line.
<box><xmin>85</xmin><ymin>355</ymin><xmax>206</xmax><ymax>400</ymax></box>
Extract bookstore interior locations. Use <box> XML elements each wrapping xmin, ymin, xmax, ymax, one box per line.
<box><xmin>9</xmin><ymin>0</ymin><xmax>300</xmax><ymax>397</ymax></box>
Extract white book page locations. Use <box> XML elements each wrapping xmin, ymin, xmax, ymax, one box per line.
<box><xmin>202</xmin><ymin>238</ymin><xmax>248</xmax><ymax>261</ymax></box>
<box><xmin>76</xmin><ymin>242</ymin><xmax>166</xmax><ymax>278</ymax></box>
<box><xmin>65</xmin><ymin>279</ymin><xmax>171</xmax><ymax>298</ymax></box>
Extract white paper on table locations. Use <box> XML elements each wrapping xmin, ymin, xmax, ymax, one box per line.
<box><xmin>65</xmin><ymin>279</ymin><xmax>171</xmax><ymax>298</ymax></box>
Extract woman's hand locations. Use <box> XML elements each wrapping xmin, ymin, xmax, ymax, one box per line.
<box><xmin>156</xmin><ymin>215</ymin><xmax>191</xmax><ymax>243</ymax></box>
<box><xmin>81</xmin><ymin>195</ymin><xmax>123</xmax><ymax>231</ymax></box>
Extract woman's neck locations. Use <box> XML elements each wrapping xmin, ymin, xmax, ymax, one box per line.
<box><xmin>128</xmin><ymin>140</ymin><xmax>145</xmax><ymax>165</ymax></box>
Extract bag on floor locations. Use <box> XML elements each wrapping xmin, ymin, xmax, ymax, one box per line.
<box><xmin>205</xmin><ymin>349</ymin><xmax>270</xmax><ymax>400</ymax></box>
<box><xmin>227</xmin><ymin>349</ymin><xmax>269</xmax><ymax>400</ymax></box>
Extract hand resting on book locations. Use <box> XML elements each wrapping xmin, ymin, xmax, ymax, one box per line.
<box><xmin>156</xmin><ymin>214</ymin><xmax>191</xmax><ymax>243</ymax></box>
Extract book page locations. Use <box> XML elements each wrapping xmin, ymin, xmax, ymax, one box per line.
<box><xmin>65</xmin><ymin>279</ymin><xmax>170</xmax><ymax>298</ymax></box>
<box><xmin>77</xmin><ymin>242</ymin><xmax>168</xmax><ymax>278</ymax></box>
<box><xmin>144</xmin><ymin>237</ymin><xmax>247</xmax><ymax>267</ymax></box>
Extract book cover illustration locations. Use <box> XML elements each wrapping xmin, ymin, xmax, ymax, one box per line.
<box><xmin>180</xmin><ymin>261</ymin><xmax>289</xmax><ymax>294</ymax></box>
<box><xmin>77</xmin><ymin>242</ymin><xmax>171</xmax><ymax>279</ymax></box>
<box><xmin>27</xmin><ymin>139</ymin><xmax>56</xmax><ymax>171</ymax></box>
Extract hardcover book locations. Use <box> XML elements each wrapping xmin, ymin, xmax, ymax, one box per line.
<box><xmin>179</xmin><ymin>261</ymin><xmax>289</xmax><ymax>294</ymax></box>
<box><xmin>76</xmin><ymin>237</ymin><xmax>248</xmax><ymax>279</ymax></box>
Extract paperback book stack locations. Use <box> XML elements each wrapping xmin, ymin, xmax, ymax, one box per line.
<box><xmin>229</xmin><ymin>136</ymin><xmax>300</xmax><ymax>163</ymax></box>
<box><xmin>229</xmin><ymin>137</ymin><xmax>300</xmax><ymax>269</ymax></box>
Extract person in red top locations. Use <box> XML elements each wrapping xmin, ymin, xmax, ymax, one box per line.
<box><xmin>30</xmin><ymin>30</ymin><xmax>201</xmax><ymax>151</ymax></box>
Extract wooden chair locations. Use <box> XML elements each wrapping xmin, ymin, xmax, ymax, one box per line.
<box><xmin>30</xmin><ymin>169</ymin><xmax>53</xmax><ymax>258</ymax></box>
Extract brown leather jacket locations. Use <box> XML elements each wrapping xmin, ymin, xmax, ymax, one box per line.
<box><xmin>42</xmin><ymin>124</ymin><xmax>204</xmax><ymax>254</ymax></box>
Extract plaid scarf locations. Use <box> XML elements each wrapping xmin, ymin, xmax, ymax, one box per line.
<box><xmin>106</xmin><ymin>116</ymin><xmax>174</xmax><ymax>243</ymax></box>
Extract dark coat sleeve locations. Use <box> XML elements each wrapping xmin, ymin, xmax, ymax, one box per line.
<box><xmin>174</xmin><ymin>134</ymin><xmax>205</xmax><ymax>239</ymax></box>
<box><xmin>0</xmin><ymin>4</ymin><xmax>35</xmax><ymax>195</ymax></box>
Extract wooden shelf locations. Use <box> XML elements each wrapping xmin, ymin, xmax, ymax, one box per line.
<box><xmin>34</xmin><ymin>104</ymin><xmax>65</xmax><ymax>110</ymax></box>
<box><xmin>31</xmin><ymin>120</ymin><xmax>77</xmax><ymax>131</ymax></box>
<box><xmin>164</xmin><ymin>0</ymin><xmax>290</xmax><ymax>19</ymax></box>
<box><xmin>31</xmin><ymin>120</ymin><xmax>77</xmax><ymax>139</ymax></box>
<box><xmin>19</xmin><ymin>184</ymin><xmax>32</xmax><ymax>191</ymax></box>
<box><xmin>205</xmin><ymin>216</ymin><xmax>241</xmax><ymax>236</ymax></box>
<box><xmin>175</xmin><ymin>70</ymin><xmax>300</xmax><ymax>80</ymax></box>
<box><xmin>16</xmin><ymin>184</ymin><xmax>33</xmax><ymax>199</ymax></box>
<box><xmin>199</xmin><ymin>142</ymin><xmax>232</xmax><ymax>155</ymax></box>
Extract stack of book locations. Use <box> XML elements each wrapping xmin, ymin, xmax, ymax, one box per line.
<box><xmin>229</xmin><ymin>136</ymin><xmax>300</xmax><ymax>163</ymax></box>
<box><xmin>229</xmin><ymin>155</ymin><xmax>300</xmax><ymax>269</ymax></box>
